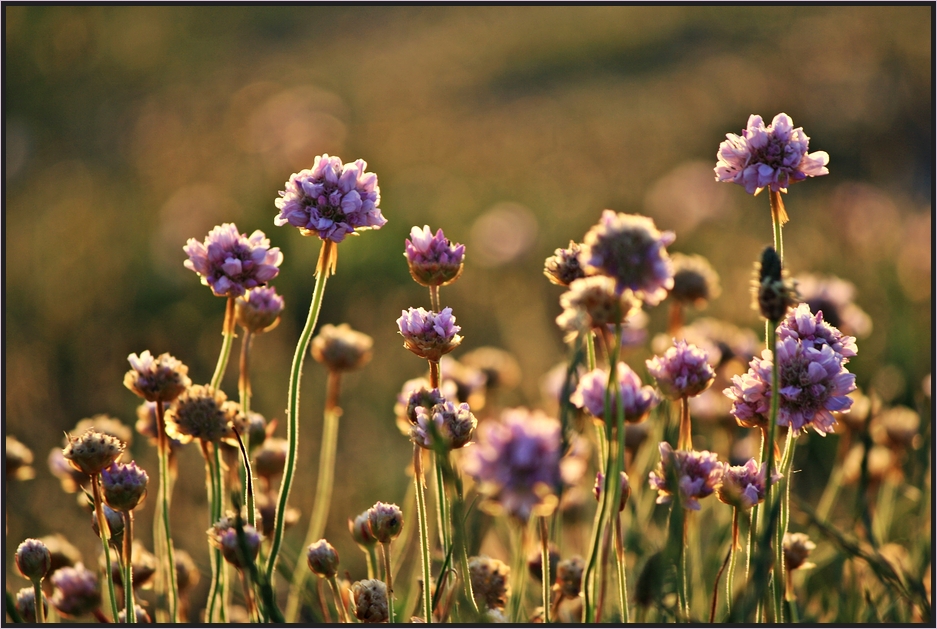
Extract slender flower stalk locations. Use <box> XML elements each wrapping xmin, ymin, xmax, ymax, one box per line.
<box><xmin>154</xmin><ymin>404</ymin><xmax>179</xmax><ymax>622</ymax></box>
<box><xmin>15</xmin><ymin>540</ymin><xmax>51</xmax><ymax>624</ymax></box>
<box><xmin>539</xmin><ymin>517</ymin><xmax>551</xmax><ymax>623</ymax></box>
<box><xmin>414</xmin><ymin>446</ymin><xmax>434</xmax><ymax>623</ymax></box>
<box><xmin>508</xmin><ymin>524</ymin><xmax>528</xmax><ymax>623</ymax></box>
<box><xmin>123</xmin><ymin>512</ymin><xmax>135</xmax><ymax>624</ymax></box>
<box><xmin>91</xmin><ymin>477</ymin><xmax>121</xmax><ymax>622</ymax></box>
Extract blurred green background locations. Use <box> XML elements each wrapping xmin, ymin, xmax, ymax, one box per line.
<box><xmin>5</xmin><ymin>5</ymin><xmax>932</xmax><ymax>620</ymax></box>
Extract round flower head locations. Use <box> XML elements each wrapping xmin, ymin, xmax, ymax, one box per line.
<box><xmin>101</xmin><ymin>461</ymin><xmax>149</xmax><ymax>511</ymax></box>
<box><xmin>275</xmin><ymin>154</ymin><xmax>386</xmax><ymax>242</ymax></box>
<box><xmin>555</xmin><ymin>556</ymin><xmax>585</xmax><ymax>599</ymax></box>
<box><xmin>411</xmin><ymin>399</ymin><xmax>477</xmax><ymax>450</ymax></box>
<box><xmin>118</xmin><ymin>605</ymin><xmax>151</xmax><ymax>623</ymax></box>
<box><xmin>367</xmin><ymin>502</ymin><xmax>403</xmax><ymax>544</ymax></box>
<box><xmin>351</xmin><ymin>579</ymin><xmax>389</xmax><ymax>623</ymax></box>
<box><xmin>63</xmin><ymin>429</ymin><xmax>125</xmax><ymax>476</ymax></box>
<box><xmin>715</xmin><ymin>113</ymin><xmax>829</xmax><ymax>196</ymax></box>
<box><xmin>579</xmin><ymin>210</ymin><xmax>675</xmax><ymax>306</ymax></box>
<box><xmin>405</xmin><ymin>225</ymin><xmax>465</xmax><ymax>287</ymax></box>
<box><xmin>307</xmin><ymin>539</ymin><xmax>340</xmax><ymax>578</ymax></box>
<box><xmin>669</xmin><ymin>253</ymin><xmax>721</xmax><ymax>307</ymax></box>
<box><xmin>440</xmin><ymin>355</ymin><xmax>487</xmax><ymax>406</ymax></box>
<box><xmin>544</xmin><ymin>241</ymin><xmax>586</xmax><ymax>286</ymax></box>
<box><xmin>556</xmin><ymin>275</ymin><xmax>640</xmax><ymax>338</ymax></box>
<box><xmin>311</xmin><ymin>323</ymin><xmax>374</xmax><ymax>372</ymax></box>
<box><xmin>252</xmin><ymin>437</ymin><xmax>288</xmax><ymax>482</ymax></box>
<box><xmin>782</xmin><ymin>532</ymin><xmax>816</xmax><ymax>572</ymax></box>
<box><xmin>349</xmin><ymin>511</ymin><xmax>379</xmax><ymax>549</ymax></box>
<box><xmin>461</xmin><ymin>346</ymin><xmax>522</xmax><ymax>391</ymax></box>
<box><xmin>91</xmin><ymin>504</ymin><xmax>125</xmax><ymax>546</ymax></box>
<box><xmin>397</xmin><ymin>307</ymin><xmax>463</xmax><ymax>362</ymax></box>
<box><xmin>184</xmin><ymin>223</ymin><xmax>283</xmax><ymax>297</ymax></box>
<box><xmin>165</xmin><ymin>385</ymin><xmax>240</xmax><ymax>444</ymax></box>
<box><xmin>235</xmin><ymin>286</ymin><xmax>285</xmax><ymax>334</ymax></box>
<box><xmin>395</xmin><ymin>379</ymin><xmax>445</xmax><ymax>427</ymax></box>
<box><xmin>873</xmin><ymin>406</ymin><xmax>921</xmax><ymax>451</ymax></box>
<box><xmin>571</xmin><ymin>362</ymin><xmax>659</xmax><ymax>423</ymax></box>
<box><xmin>174</xmin><ymin>549</ymin><xmax>200</xmax><ymax>594</ymax></box>
<box><xmin>462</xmin><ymin>408</ymin><xmax>563</xmax><ymax>521</ymax></box>
<box><xmin>778</xmin><ymin>302</ymin><xmax>857</xmax><ymax>363</ymax></box>
<box><xmin>717</xmin><ymin>458</ymin><xmax>781</xmax><ymax>511</ymax></box>
<box><xmin>648</xmin><ymin>442</ymin><xmax>724</xmax><ymax>511</ymax></box>
<box><xmin>208</xmin><ymin>517</ymin><xmax>262</xmax><ymax>569</ymax></box>
<box><xmin>16</xmin><ymin>539</ymin><xmax>51</xmax><ymax>582</ymax></box>
<box><xmin>724</xmin><ymin>337</ymin><xmax>856</xmax><ymax>435</ymax></box>
<box><xmin>6</xmin><ymin>435</ymin><xmax>35</xmax><ymax>481</ymax></box>
<box><xmin>646</xmin><ymin>340</ymin><xmax>715</xmax><ymax>400</ymax></box>
<box><xmin>124</xmin><ymin>350</ymin><xmax>191</xmax><ymax>403</ymax></box>
<box><xmin>795</xmin><ymin>273</ymin><xmax>872</xmax><ymax>338</ymax></box>
<box><xmin>593</xmin><ymin>471</ymin><xmax>631</xmax><ymax>512</ymax></box>
<box><xmin>15</xmin><ymin>587</ymin><xmax>48</xmax><ymax>623</ymax></box>
<box><xmin>469</xmin><ymin>556</ymin><xmax>511</xmax><ymax>611</ymax></box>
<box><xmin>50</xmin><ymin>563</ymin><xmax>101</xmax><ymax>618</ymax></box>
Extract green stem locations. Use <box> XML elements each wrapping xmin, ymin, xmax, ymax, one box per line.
<box><xmin>540</xmin><ymin>516</ymin><xmax>551</xmax><ymax>623</ymax></box>
<box><xmin>614</xmin><ymin>515</ymin><xmax>629</xmax><ymax>623</ymax></box>
<box><xmin>769</xmin><ymin>189</ymin><xmax>785</xmax><ymax>264</ymax></box>
<box><xmin>762</xmin><ymin>322</ymin><xmax>781</xmax><ymax>620</ymax></box>
<box><xmin>124</xmin><ymin>511</ymin><xmax>135</xmax><ymax>623</ymax></box>
<box><xmin>154</xmin><ymin>404</ymin><xmax>179</xmax><ymax>623</ymax></box>
<box><xmin>238</xmin><ymin>328</ymin><xmax>256</xmax><ymax>528</ymax></box>
<box><xmin>92</xmin><ymin>476</ymin><xmax>120</xmax><ymax>623</ymax></box>
<box><xmin>205</xmin><ymin>444</ymin><xmax>228</xmax><ymax>623</ymax></box>
<box><xmin>677</xmin><ymin>517</ymin><xmax>688</xmax><ymax>620</ymax></box>
<box><xmin>328</xmin><ymin>576</ymin><xmax>349</xmax><ymax>623</ymax></box>
<box><xmin>266</xmin><ymin>240</ymin><xmax>333</xmax><ymax>582</ymax></box>
<box><xmin>285</xmin><ymin>370</ymin><xmax>343</xmax><ymax>622</ymax></box>
<box><xmin>586</xmin><ymin>331</ymin><xmax>597</xmax><ymax>370</ymax></box>
<box><xmin>726</xmin><ymin>509</ymin><xmax>739</xmax><ymax>618</ymax></box>
<box><xmin>509</xmin><ymin>524</ymin><xmax>528</xmax><ymax>623</ymax></box>
<box><xmin>434</xmin><ymin>453</ymin><xmax>452</xmax><ymax>553</ymax></box>
<box><xmin>414</xmin><ymin>445</ymin><xmax>434</xmax><ymax>623</ymax></box>
<box><xmin>366</xmin><ymin>546</ymin><xmax>379</xmax><ymax>580</ymax></box>
<box><xmin>383</xmin><ymin>542</ymin><xmax>396</xmax><ymax>623</ymax></box>
<box><xmin>32</xmin><ymin>580</ymin><xmax>45</xmax><ymax>624</ymax></box>
<box><xmin>210</xmin><ymin>297</ymin><xmax>237</xmax><ymax>392</ymax></box>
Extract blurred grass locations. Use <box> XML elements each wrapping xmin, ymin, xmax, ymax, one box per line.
<box><xmin>4</xmin><ymin>5</ymin><xmax>931</xmax><ymax>621</ymax></box>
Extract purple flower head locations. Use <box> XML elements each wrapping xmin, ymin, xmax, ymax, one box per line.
<box><xmin>795</xmin><ymin>274</ymin><xmax>872</xmax><ymax>338</ymax></box>
<box><xmin>556</xmin><ymin>276</ymin><xmax>640</xmax><ymax>340</ymax></box>
<box><xmin>411</xmin><ymin>399</ymin><xmax>477</xmax><ymax>450</ymax></box>
<box><xmin>405</xmin><ymin>225</ymin><xmax>466</xmax><ymax>287</ymax></box>
<box><xmin>646</xmin><ymin>340</ymin><xmax>715</xmax><ymax>400</ymax></box>
<box><xmin>778</xmin><ymin>303</ymin><xmax>858</xmax><ymax>363</ymax></box>
<box><xmin>15</xmin><ymin>539</ymin><xmax>51</xmax><ymax>582</ymax></box>
<box><xmin>124</xmin><ymin>350</ymin><xmax>191</xmax><ymax>404</ymax></box>
<box><xmin>648</xmin><ymin>442</ymin><xmax>724</xmax><ymax>511</ymax></box>
<box><xmin>397</xmin><ymin>307</ymin><xmax>463</xmax><ymax>362</ymax></box>
<box><xmin>715</xmin><ymin>113</ymin><xmax>830</xmax><ymax>195</ymax></box>
<box><xmin>164</xmin><ymin>385</ymin><xmax>240</xmax><ymax>444</ymax></box>
<box><xmin>462</xmin><ymin>408</ymin><xmax>562</xmax><ymax>521</ymax></box>
<box><xmin>101</xmin><ymin>461</ymin><xmax>149</xmax><ymax>512</ymax></box>
<box><xmin>275</xmin><ymin>154</ymin><xmax>386</xmax><ymax>242</ymax></box>
<box><xmin>50</xmin><ymin>564</ymin><xmax>101</xmax><ymax>618</ymax></box>
<box><xmin>208</xmin><ymin>517</ymin><xmax>262</xmax><ymax>569</ymax></box>
<box><xmin>16</xmin><ymin>587</ymin><xmax>48</xmax><ymax>623</ymax></box>
<box><xmin>579</xmin><ymin>210</ymin><xmax>675</xmax><ymax>306</ymax></box>
<box><xmin>235</xmin><ymin>286</ymin><xmax>285</xmax><ymax>334</ymax></box>
<box><xmin>367</xmin><ymin>501</ymin><xmax>404</xmax><ymax>544</ymax></box>
<box><xmin>593</xmin><ymin>471</ymin><xmax>631</xmax><ymax>512</ymax></box>
<box><xmin>307</xmin><ymin>539</ymin><xmax>340</xmax><ymax>578</ymax></box>
<box><xmin>544</xmin><ymin>241</ymin><xmax>586</xmax><ymax>287</ymax></box>
<box><xmin>717</xmin><ymin>458</ymin><xmax>781</xmax><ymax>511</ymax></box>
<box><xmin>724</xmin><ymin>336</ymin><xmax>856</xmax><ymax>435</ymax></box>
<box><xmin>184</xmin><ymin>223</ymin><xmax>283</xmax><ymax>298</ymax></box>
<box><xmin>570</xmin><ymin>362</ymin><xmax>659</xmax><ymax>423</ymax></box>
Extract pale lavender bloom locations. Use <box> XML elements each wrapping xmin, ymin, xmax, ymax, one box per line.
<box><xmin>397</xmin><ymin>307</ymin><xmax>463</xmax><ymax>361</ymax></box>
<box><xmin>184</xmin><ymin>223</ymin><xmax>283</xmax><ymax>297</ymax></box>
<box><xmin>715</xmin><ymin>113</ymin><xmax>830</xmax><ymax>195</ymax></box>
<box><xmin>462</xmin><ymin>408</ymin><xmax>562</xmax><ymax>521</ymax></box>
<box><xmin>544</xmin><ymin>241</ymin><xmax>586</xmax><ymax>286</ymax></box>
<box><xmin>411</xmin><ymin>399</ymin><xmax>477</xmax><ymax>450</ymax></box>
<box><xmin>556</xmin><ymin>275</ymin><xmax>640</xmax><ymax>339</ymax></box>
<box><xmin>795</xmin><ymin>274</ymin><xmax>872</xmax><ymax>338</ymax></box>
<box><xmin>778</xmin><ymin>303</ymin><xmax>858</xmax><ymax>362</ymax></box>
<box><xmin>124</xmin><ymin>350</ymin><xmax>191</xmax><ymax>403</ymax></box>
<box><xmin>570</xmin><ymin>362</ymin><xmax>659</xmax><ymax>423</ymax></box>
<box><xmin>235</xmin><ymin>286</ymin><xmax>285</xmax><ymax>333</ymax></box>
<box><xmin>208</xmin><ymin>517</ymin><xmax>262</xmax><ymax>569</ymax></box>
<box><xmin>646</xmin><ymin>340</ymin><xmax>715</xmax><ymax>400</ymax></box>
<box><xmin>101</xmin><ymin>461</ymin><xmax>149</xmax><ymax>512</ymax></box>
<box><xmin>648</xmin><ymin>442</ymin><xmax>723</xmax><ymax>511</ymax></box>
<box><xmin>724</xmin><ymin>337</ymin><xmax>856</xmax><ymax>435</ymax></box>
<box><xmin>405</xmin><ymin>225</ymin><xmax>466</xmax><ymax>287</ymax></box>
<box><xmin>50</xmin><ymin>564</ymin><xmax>100</xmax><ymax>617</ymax></box>
<box><xmin>717</xmin><ymin>458</ymin><xmax>781</xmax><ymax>511</ymax></box>
<box><xmin>579</xmin><ymin>211</ymin><xmax>675</xmax><ymax>306</ymax></box>
<box><xmin>274</xmin><ymin>154</ymin><xmax>385</xmax><ymax>242</ymax></box>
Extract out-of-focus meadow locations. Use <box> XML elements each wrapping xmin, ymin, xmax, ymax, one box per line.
<box><xmin>5</xmin><ymin>5</ymin><xmax>932</xmax><ymax>622</ymax></box>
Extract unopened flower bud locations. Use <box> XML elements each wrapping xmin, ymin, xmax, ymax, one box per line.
<box><xmin>50</xmin><ymin>564</ymin><xmax>101</xmax><ymax>618</ymax></box>
<box><xmin>16</xmin><ymin>539</ymin><xmax>51</xmax><ymax>582</ymax></box>
<box><xmin>208</xmin><ymin>517</ymin><xmax>262</xmax><ymax>569</ymax></box>
<box><xmin>307</xmin><ymin>539</ymin><xmax>340</xmax><ymax>578</ymax></box>
<box><xmin>367</xmin><ymin>502</ymin><xmax>403</xmax><ymax>544</ymax></box>
<box><xmin>311</xmin><ymin>323</ymin><xmax>374</xmax><ymax>372</ymax></box>
<box><xmin>101</xmin><ymin>461</ymin><xmax>149</xmax><ymax>511</ymax></box>
<box><xmin>555</xmin><ymin>556</ymin><xmax>585</xmax><ymax>598</ymax></box>
<box><xmin>351</xmin><ymin>579</ymin><xmax>389</xmax><ymax>623</ymax></box>
<box><xmin>15</xmin><ymin>587</ymin><xmax>48</xmax><ymax>623</ymax></box>
<box><xmin>753</xmin><ymin>246</ymin><xmax>797</xmax><ymax>322</ymax></box>
<box><xmin>63</xmin><ymin>429</ymin><xmax>125</xmax><ymax>476</ymax></box>
<box><xmin>236</xmin><ymin>286</ymin><xmax>285</xmax><ymax>333</ymax></box>
<box><xmin>783</xmin><ymin>532</ymin><xmax>816</xmax><ymax>572</ymax></box>
<box><xmin>91</xmin><ymin>504</ymin><xmax>125</xmax><ymax>547</ymax></box>
<box><xmin>349</xmin><ymin>511</ymin><xmax>378</xmax><ymax>548</ymax></box>
<box><xmin>469</xmin><ymin>556</ymin><xmax>511</xmax><ymax>611</ymax></box>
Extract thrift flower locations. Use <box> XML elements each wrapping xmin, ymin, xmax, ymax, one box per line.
<box><xmin>397</xmin><ymin>307</ymin><xmax>462</xmax><ymax>362</ymax></box>
<box><xmin>782</xmin><ymin>532</ymin><xmax>816</xmax><ymax>571</ymax></box>
<box><xmin>164</xmin><ymin>385</ymin><xmax>240</xmax><ymax>444</ymax></box>
<box><xmin>717</xmin><ymin>458</ymin><xmax>781</xmax><ymax>511</ymax></box>
<box><xmin>469</xmin><ymin>556</ymin><xmax>511</xmax><ymax>611</ymax></box>
<box><xmin>184</xmin><ymin>223</ymin><xmax>282</xmax><ymax>297</ymax></box>
<box><xmin>795</xmin><ymin>273</ymin><xmax>872</xmax><ymax>338</ymax></box>
<box><xmin>593</xmin><ymin>471</ymin><xmax>631</xmax><ymax>512</ymax></box>
<box><xmin>208</xmin><ymin>517</ymin><xmax>262</xmax><ymax>569</ymax></box>
<box><xmin>15</xmin><ymin>587</ymin><xmax>47</xmax><ymax>623</ymax></box>
<box><xmin>275</xmin><ymin>154</ymin><xmax>385</xmax><ymax>242</ymax></box>
<box><xmin>235</xmin><ymin>286</ymin><xmax>285</xmax><ymax>333</ymax></box>
<box><xmin>670</xmin><ymin>253</ymin><xmax>721</xmax><ymax>307</ymax></box>
<box><xmin>50</xmin><ymin>564</ymin><xmax>100</xmax><ymax>618</ymax></box>
<box><xmin>579</xmin><ymin>210</ymin><xmax>675</xmax><ymax>306</ymax></box>
<box><xmin>646</xmin><ymin>340</ymin><xmax>715</xmax><ymax>399</ymax></box>
<box><xmin>405</xmin><ymin>225</ymin><xmax>465</xmax><ymax>287</ymax></box>
<box><xmin>648</xmin><ymin>442</ymin><xmax>723</xmax><ymax>510</ymax></box>
<box><xmin>410</xmin><ymin>398</ymin><xmax>477</xmax><ymax>450</ymax></box>
<box><xmin>555</xmin><ymin>556</ymin><xmax>585</xmax><ymax>598</ymax></box>
<box><xmin>571</xmin><ymin>362</ymin><xmax>659</xmax><ymax>423</ymax></box>
<box><xmin>556</xmin><ymin>275</ymin><xmax>640</xmax><ymax>338</ymax></box>
<box><xmin>15</xmin><ymin>539</ymin><xmax>51</xmax><ymax>582</ymax></box>
<box><xmin>349</xmin><ymin>511</ymin><xmax>379</xmax><ymax>549</ymax></box>
<box><xmin>725</xmin><ymin>337</ymin><xmax>856</xmax><ymax>435</ymax></box>
<box><xmin>714</xmin><ymin>113</ymin><xmax>830</xmax><ymax>195</ymax></box>
<box><xmin>778</xmin><ymin>302</ymin><xmax>857</xmax><ymax>362</ymax></box>
<box><xmin>462</xmin><ymin>408</ymin><xmax>562</xmax><ymax>521</ymax></box>
<box><xmin>101</xmin><ymin>461</ymin><xmax>149</xmax><ymax>511</ymax></box>
<box><xmin>62</xmin><ymin>430</ymin><xmax>125</xmax><ymax>476</ymax></box>
<box><xmin>544</xmin><ymin>241</ymin><xmax>586</xmax><ymax>286</ymax></box>
<box><xmin>311</xmin><ymin>323</ymin><xmax>374</xmax><ymax>372</ymax></box>
<box><xmin>124</xmin><ymin>350</ymin><xmax>191</xmax><ymax>403</ymax></box>
<box><xmin>307</xmin><ymin>539</ymin><xmax>340</xmax><ymax>579</ymax></box>
<box><xmin>367</xmin><ymin>502</ymin><xmax>403</xmax><ymax>544</ymax></box>
<box><xmin>351</xmin><ymin>579</ymin><xmax>389</xmax><ymax>623</ymax></box>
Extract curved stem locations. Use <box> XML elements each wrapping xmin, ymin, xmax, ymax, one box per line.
<box><xmin>91</xmin><ymin>476</ymin><xmax>120</xmax><ymax>622</ymax></box>
<box><xmin>285</xmin><ymin>370</ymin><xmax>343</xmax><ymax>622</ymax></box>
<box><xmin>124</xmin><ymin>511</ymin><xmax>135</xmax><ymax>623</ymax></box>
<box><xmin>266</xmin><ymin>240</ymin><xmax>333</xmax><ymax>582</ymax></box>
<box><xmin>238</xmin><ymin>328</ymin><xmax>256</xmax><ymax>528</ymax></box>
<box><xmin>414</xmin><ymin>445</ymin><xmax>434</xmax><ymax>623</ymax></box>
<box><xmin>154</xmin><ymin>403</ymin><xmax>179</xmax><ymax>622</ymax></box>
<box><xmin>540</xmin><ymin>516</ymin><xmax>551</xmax><ymax>624</ymax></box>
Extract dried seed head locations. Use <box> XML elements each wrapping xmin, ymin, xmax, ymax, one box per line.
<box><xmin>62</xmin><ymin>429</ymin><xmax>125</xmax><ymax>476</ymax></box>
<box><xmin>16</xmin><ymin>539</ymin><xmax>52</xmax><ymax>582</ymax></box>
<box><xmin>367</xmin><ymin>502</ymin><xmax>403</xmax><ymax>544</ymax></box>
<box><xmin>307</xmin><ymin>539</ymin><xmax>340</xmax><ymax>579</ymax></box>
<box><xmin>670</xmin><ymin>253</ymin><xmax>721</xmax><ymax>306</ymax></box>
<box><xmin>469</xmin><ymin>556</ymin><xmax>511</xmax><ymax>611</ymax></box>
<box><xmin>165</xmin><ymin>385</ymin><xmax>239</xmax><ymax>444</ymax></box>
<box><xmin>783</xmin><ymin>532</ymin><xmax>816</xmax><ymax>572</ymax></box>
<box><xmin>311</xmin><ymin>323</ymin><xmax>374</xmax><ymax>372</ymax></box>
<box><xmin>351</xmin><ymin>579</ymin><xmax>389</xmax><ymax>623</ymax></box>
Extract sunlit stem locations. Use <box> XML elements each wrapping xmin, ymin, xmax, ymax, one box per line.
<box><xmin>763</xmin><ymin>321</ymin><xmax>781</xmax><ymax>623</ymax></box>
<box><xmin>91</xmin><ymin>475</ymin><xmax>120</xmax><ymax>623</ymax></box>
<box><xmin>266</xmin><ymin>240</ymin><xmax>334</xmax><ymax>582</ymax></box>
<box><xmin>237</xmin><ymin>327</ymin><xmax>256</xmax><ymax>528</ymax></box>
<box><xmin>414</xmin><ymin>445</ymin><xmax>434</xmax><ymax>623</ymax></box>
<box><xmin>124</xmin><ymin>511</ymin><xmax>135</xmax><ymax>624</ymax></box>
<box><xmin>204</xmin><ymin>442</ymin><xmax>228</xmax><ymax>623</ymax></box>
<box><xmin>366</xmin><ymin>546</ymin><xmax>379</xmax><ymax>580</ymax></box>
<box><xmin>539</xmin><ymin>516</ymin><xmax>551</xmax><ymax>623</ymax></box>
<box><xmin>433</xmin><ymin>453</ymin><xmax>452</xmax><ymax>555</ymax></box>
<box><xmin>328</xmin><ymin>576</ymin><xmax>350</xmax><ymax>623</ymax></box>
<box><xmin>725</xmin><ymin>508</ymin><xmax>740</xmax><ymax>617</ymax></box>
<box><xmin>677</xmin><ymin>516</ymin><xmax>689</xmax><ymax>620</ymax></box>
<box><xmin>31</xmin><ymin>579</ymin><xmax>45</xmax><ymax>624</ymax></box>
<box><xmin>382</xmin><ymin>542</ymin><xmax>396</xmax><ymax>623</ymax></box>
<box><xmin>154</xmin><ymin>403</ymin><xmax>179</xmax><ymax>622</ymax></box>
<box><xmin>509</xmin><ymin>523</ymin><xmax>529</xmax><ymax>623</ymax></box>
<box><xmin>678</xmin><ymin>396</ymin><xmax>692</xmax><ymax>451</ymax></box>
<box><xmin>769</xmin><ymin>190</ymin><xmax>786</xmax><ymax>264</ymax></box>
<box><xmin>586</xmin><ymin>332</ymin><xmax>597</xmax><ymax>371</ymax></box>
<box><xmin>285</xmin><ymin>369</ymin><xmax>344</xmax><ymax>622</ymax></box>
<box><xmin>614</xmin><ymin>514</ymin><xmax>629</xmax><ymax>623</ymax></box>
<box><xmin>211</xmin><ymin>297</ymin><xmax>237</xmax><ymax>392</ymax></box>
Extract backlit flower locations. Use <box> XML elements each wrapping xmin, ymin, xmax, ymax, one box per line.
<box><xmin>101</xmin><ymin>461</ymin><xmax>149</xmax><ymax>512</ymax></box>
<box><xmin>62</xmin><ymin>430</ymin><xmax>125</xmax><ymax>476</ymax></box>
<box><xmin>405</xmin><ymin>225</ymin><xmax>465</xmax><ymax>287</ymax></box>
<box><xmin>124</xmin><ymin>351</ymin><xmax>191</xmax><ymax>403</ymax></box>
<box><xmin>164</xmin><ymin>385</ymin><xmax>240</xmax><ymax>444</ymax></box>
<box><xmin>571</xmin><ymin>362</ymin><xmax>659</xmax><ymax>423</ymax></box>
<box><xmin>184</xmin><ymin>223</ymin><xmax>282</xmax><ymax>297</ymax></box>
<box><xmin>646</xmin><ymin>340</ymin><xmax>715</xmax><ymax>400</ymax></box>
<box><xmin>717</xmin><ymin>458</ymin><xmax>780</xmax><ymax>511</ymax></box>
<box><xmin>556</xmin><ymin>276</ymin><xmax>640</xmax><ymax>338</ymax></box>
<box><xmin>469</xmin><ymin>556</ymin><xmax>511</xmax><ymax>611</ymax></box>
<box><xmin>778</xmin><ymin>303</ymin><xmax>857</xmax><ymax>362</ymax></box>
<box><xmin>311</xmin><ymin>323</ymin><xmax>374</xmax><ymax>372</ymax></box>
<box><xmin>669</xmin><ymin>253</ymin><xmax>721</xmax><ymax>307</ymax></box>
<box><xmin>648</xmin><ymin>442</ymin><xmax>723</xmax><ymax>510</ymax></box>
<box><xmin>397</xmin><ymin>307</ymin><xmax>462</xmax><ymax>362</ymax></box>
<box><xmin>208</xmin><ymin>517</ymin><xmax>262</xmax><ymax>569</ymax></box>
<box><xmin>544</xmin><ymin>241</ymin><xmax>586</xmax><ymax>286</ymax></box>
<box><xmin>235</xmin><ymin>286</ymin><xmax>285</xmax><ymax>333</ymax></box>
<box><xmin>410</xmin><ymin>398</ymin><xmax>477</xmax><ymax>450</ymax></box>
<box><xmin>50</xmin><ymin>564</ymin><xmax>100</xmax><ymax>618</ymax></box>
